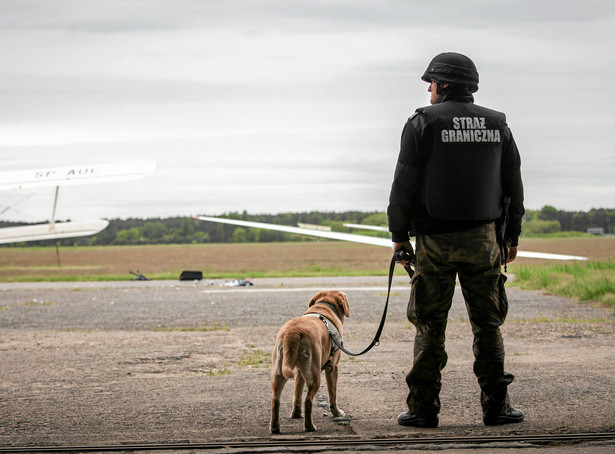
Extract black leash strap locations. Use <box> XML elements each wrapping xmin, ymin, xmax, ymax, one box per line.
<box><xmin>330</xmin><ymin>250</ymin><xmax>414</xmax><ymax>357</ymax></box>
<box><xmin>499</xmin><ymin>196</ymin><xmax>511</xmax><ymax>272</ymax></box>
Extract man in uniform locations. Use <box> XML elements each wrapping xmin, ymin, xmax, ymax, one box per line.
<box><xmin>387</xmin><ymin>52</ymin><xmax>525</xmax><ymax>428</ymax></box>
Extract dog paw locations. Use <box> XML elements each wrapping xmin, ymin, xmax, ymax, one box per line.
<box><xmin>331</xmin><ymin>407</ymin><xmax>345</xmax><ymax>417</ymax></box>
<box><xmin>304</xmin><ymin>423</ymin><xmax>316</xmax><ymax>432</ymax></box>
<box><xmin>270</xmin><ymin>426</ymin><xmax>280</xmax><ymax>434</ymax></box>
<box><xmin>291</xmin><ymin>409</ymin><xmax>302</xmax><ymax>419</ymax></box>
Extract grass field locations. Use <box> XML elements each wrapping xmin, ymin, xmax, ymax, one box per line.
<box><xmin>1</xmin><ymin>237</ymin><xmax>614</xmax><ymax>307</ymax></box>
<box><xmin>0</xmin><ymin>242</ymin><xmax>394</xmax><ymax>281</ymax></box>
<box><xmin>0</xmin><ymin>237</ymin><xmax>613</xmax><ymax>280</ymax></box>
<box><xmin>514</xmin><ymin>260</ymin><xmax>615</xmax><ymax>307</ymax></box>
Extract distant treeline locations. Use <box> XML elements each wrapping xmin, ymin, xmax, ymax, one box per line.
<box><xmin>0</xmin><ymin>211</ymin><xmax>388</xmax><ymax>247</ymax></box>
<box><xmin>523</xmin><ymin>206</ymin><xmax>615</xmax><ymax>236</ymax></box>
<box><xmin>1</xmin><ymin>207</ymin><xmax>613</xmax><ymax>247</ymax></box>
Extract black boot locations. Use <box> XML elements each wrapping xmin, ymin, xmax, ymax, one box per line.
<box><xmin>483</xmin><ymin>408</ymin><xmax>524</xmax><ymax>426</ymax></box>
<box><xmin>397</xmin><ymin>411</ymin><xmax>439</xmax><ymax>428</ymax></box>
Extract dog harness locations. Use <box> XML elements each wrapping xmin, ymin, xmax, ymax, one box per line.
<box><xmin>302</xmin><ymin>309</ymin><xmax>343</xmax><ymax>372</ymax></box>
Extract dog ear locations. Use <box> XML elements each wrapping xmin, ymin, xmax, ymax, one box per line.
<box><xmin>309</xmin><ymin>291</ymin><xmax>325</xmax><ymax>307</ymax></box>
<box><xmin>336</xmin><ymin>291</ymin><xmax>350</xmax><ymax>317</ymax></box>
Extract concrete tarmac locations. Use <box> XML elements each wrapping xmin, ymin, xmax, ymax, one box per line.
<box><xmin>1</xmin><ymin>276</ymin><xmax>614</xmax><ymax>452</ymax></box>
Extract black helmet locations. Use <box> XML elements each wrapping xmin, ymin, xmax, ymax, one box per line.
<box><xmin>421</xmin><ymin>52</ymin><xmax>479</xmax><ymax>93</ymax></box>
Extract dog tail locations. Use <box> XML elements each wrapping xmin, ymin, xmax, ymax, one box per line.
<box><xmin>281</xmin><ymin>332</ymin><xmax>300</xmax><ymax>379</ymax></box>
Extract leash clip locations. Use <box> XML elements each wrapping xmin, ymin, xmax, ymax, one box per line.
<box><xmin>394</xmin><ymin>249</ymin><xmax>415</xmax><ymax>278</ymax></box>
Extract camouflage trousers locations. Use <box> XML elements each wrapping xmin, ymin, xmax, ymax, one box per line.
<box><xmin>406</xmin><ymin>222</ymin><xmax>514</xmax><ymax>417</ymax></box>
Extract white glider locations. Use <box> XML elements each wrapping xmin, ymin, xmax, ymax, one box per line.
<box><xmin>195</xmin><ymin>215</ymin><xmax>391</xmax><ymax>247</ymax></box>
<box><xmin>0</xmin><ymin>220</ymin><xmax>110</xmax><ymax>244</ymax></box>
<box><xmin>0</xmin><ymin>161</ymin><xmax>156</xmax><ymax>243</ymax></box>
<box><xmin>195</xmin><ymin>216</ymin><xmax>587</xmax><ymax>261</ymax></box>
<box><xmin>0</xmin><ymin>161</ymin><xmax>157</xmax><ymax>191</ymax></box>
<box><xmin>343</xmin><ymin>223</ymin><xmax>389</xmax><ymax>232</ymax></box>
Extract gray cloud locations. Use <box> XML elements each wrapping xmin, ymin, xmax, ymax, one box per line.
<box><xmin>1</xmin><ymin>0</ymin><xmax>614</xmax><ymax>223</ymax></box>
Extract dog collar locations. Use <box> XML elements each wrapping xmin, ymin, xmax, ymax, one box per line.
<box><xmin>312</xmin><ymin>301</ymin><xmax>342</xmax><ymax>321</ymax></box>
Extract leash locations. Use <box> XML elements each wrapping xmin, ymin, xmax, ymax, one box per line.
<box><xmin>330</xmin><ymin>250</ymin><xmax>414</xmax><ymax>357</ymax></box>
<box><xmin>499</xmin><ymin>196</ymin><xmax>511</xmax><ymax>272</ymax></box>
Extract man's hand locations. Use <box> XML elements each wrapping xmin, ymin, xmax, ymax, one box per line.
<box><xmin>393</xmin><ymin>241</ymin><xmax>415</xmax><ymax>267</ymax></box>
<box><xmin>507</xmin><ymin>245</ymin><xmax>518</xmax><ymax>263</ymax></box>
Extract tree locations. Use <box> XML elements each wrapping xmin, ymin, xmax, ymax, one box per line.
<box><xmin>231</xmin><ymin>227</ymin><xmax>248</xmax><ymax>243</ymax></box>
<box><xmin>362</xmin><ymin>212</ymin><xmax>388</xmax><ymax>226</ymax></box>
<box><xmin>116</xmin><ymin>227</ymin><xmax>142</xmax><ymax>244</ymax></box>
<box><xmin>175</xmin><ymin>218</ymin><xmax>195</xmax><ymax>238</ymax></box>
<box><xmin>571</xmin><ymin>213</ymin><xmax>585</xmax><ymax>232</ymax></box>
<box><xmin>539</xmin><ymin>205</ymin><xmax>559</xmax><ymax>221</ymax></box>
<box><xmin>141</xmin><ymin>222</ymin><xmax>168</xmax><ymax>241</ymax></box>
<box><xmin>523</xmin><ymin>219</ymin><xmax>561</xmax><ymax>236</ymax></box>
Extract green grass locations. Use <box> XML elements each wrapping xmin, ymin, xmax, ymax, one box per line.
<box><xmin>24</xmin><ymin>300</ymin><xmax>57</xmax><ymax>306</ymax></box>
<box><xmin>511</xmin><ymin>260</ymin><xmax>615</xmax><ymax>308</ymax></box>
<box><xmin>512</xmin><ymin>316</ymin><xmax>607</xmax><ymax>323</ymax></box>
<box><xmin>154</xmin><ymin>323</ymin><xmax>230</xmax><ymax>332</ymax></box>
<box><xmin>195</xmin><ymin>266</ymin><xmax>400</xmax><ymax>279</ymax></box>
<box><xmin>206</xmin><ymin>368</ymin><xmax>232</xmax><ymax>376</ymax></box>
<box><xmin>522</xmin><ymin>231</ymin><xmax>595</xmax><ymax>238</ymax></box>
<box><xmin>0</xmin><ymin>268</ymin><xmax>403</xmax><ymax>283</ymax></box>
<box><xmin>238</xmin><ymin>348</ymin><xmax>269</xmax><ymax>368</ymax></box>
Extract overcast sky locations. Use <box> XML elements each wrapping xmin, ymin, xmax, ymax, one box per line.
<box><xmin>1</xmin><ymin>0</ymin><xmax>614</xmax><ymax>223</ymax></box>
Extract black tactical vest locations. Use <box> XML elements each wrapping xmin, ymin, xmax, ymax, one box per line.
<box><xmin>417</xmin><ymin>101</ymin><xmax>507</xmax><ymax>221</ymax></box>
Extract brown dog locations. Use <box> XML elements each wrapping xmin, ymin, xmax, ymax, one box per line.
<box><xmin>270</xmin><ymin>290</ymin><xmax>350</xmax><ymax>433</ymax></box>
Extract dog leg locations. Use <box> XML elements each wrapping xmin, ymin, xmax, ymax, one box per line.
<box><xmin>325</xmin><ymin>362</ymin><xmax>345</xmax><ymax>417</ymax></box>
<box><xmin>303</xmin><ymin>358</ymin><xmax>322</xmax><ymax>432</ymax></box>
<box><xmin>270</xmin><ymin>370</ymin><xmax>288</xmax><ymax>434</ymax></box>
<box><xmin>304</xmin><ymin>377</ymin><xmax>320</xmax><ymax>432</ymax></box>
<box><xmin>270</xmin><ymin>372</ymin><xmax>287</xmax><ymax>434</ymax></box>
<box><xmin>291</xmin><ymin>373</ymin><xmax>305</xmax><ymax>418</ymax></box>
<box><xmin>270</xmin><ymin>369</ymin><xmax>289</xmax><ymax>434</ymax></box>
<box><xmin>270</xmin><ymin>346</ymin><xmax>287</xmax><ymax>434</ymax></box>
